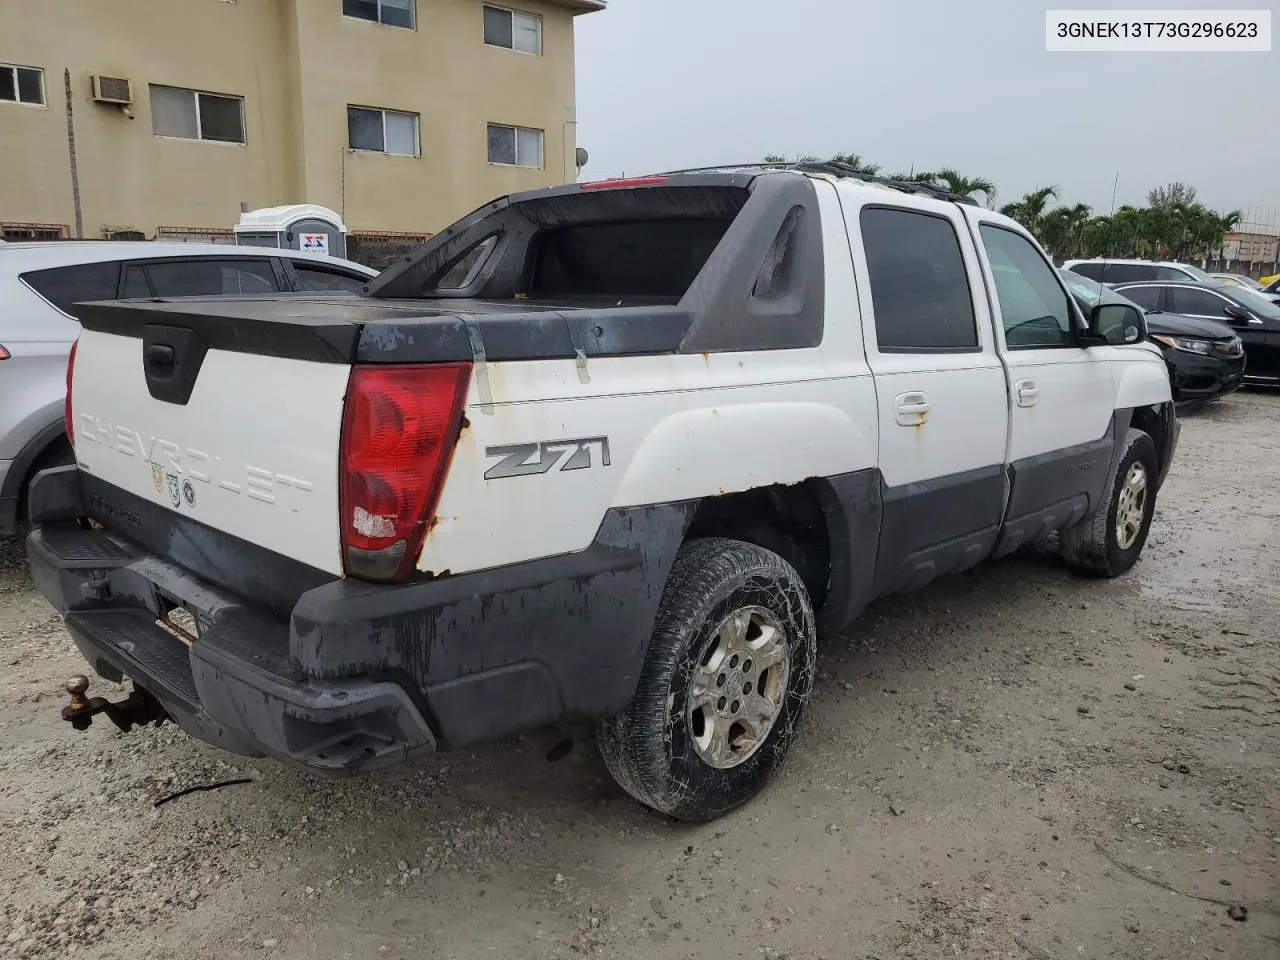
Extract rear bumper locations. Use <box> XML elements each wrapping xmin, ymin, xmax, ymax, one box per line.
<box><xmin>25</xmin><ymin>466</ymin><xmax>688</xmax><ymax>774</ymax></box>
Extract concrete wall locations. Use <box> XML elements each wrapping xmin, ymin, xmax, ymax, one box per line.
<box><xmin>0</xmin><ymin>0</ymin><xmax>588</xmax><ymax>238</ymax></box>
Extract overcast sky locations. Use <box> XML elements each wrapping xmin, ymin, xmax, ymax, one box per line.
<box><xmin>575</xmin><ymin>0</ymin><xmax>1279</xmax><ymax>231</ymax></box>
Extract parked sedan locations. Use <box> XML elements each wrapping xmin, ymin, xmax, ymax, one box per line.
<box><xmin>1259</xmin><ymin>277</ymin><xmax>1280</xmax><ymax>305</ymax></box>
<box><xmin>1210</xmin><ymin>272</ymin><xmax>1264</xmax><ymax>291</ymax></box>
<box><xmin>1059</xmin><ymin>270</ymin><xmax>1245</xmax><ymax>403</ymax></box>
<box><xmin>1110</xmin><ymin>280</ymin><xmax>1280</xmax><ymax>386</ymax></box>
<box><xmin>0</xmin><ymin>241</ymin><xmax>377</xmax><ymax>536</ymax></box>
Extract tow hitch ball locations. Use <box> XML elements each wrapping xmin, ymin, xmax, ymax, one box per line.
<box><xmin>61</xmin><ymin>675</ymin><xmax>167</xmax><ymax>732</ymax></box>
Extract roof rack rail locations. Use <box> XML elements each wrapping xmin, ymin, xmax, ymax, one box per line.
<box><xmin>651</xmin><ymin>161</ymin><xmax>979</xmax><ymax>206</ymax></box>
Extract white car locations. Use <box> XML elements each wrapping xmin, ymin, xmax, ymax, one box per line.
<box><xmin>0</xmin><ymin>241</ymin><xmax>376</xmax><ymax>536</ymax></box>
<box><xmin>26</xmin><ymin>165</ymin><xmax>1177</xmax><ymax>821</ymax></box>
<box><xmin>1062</xmin><ymin>258</ymin><xmax>1214</xmax><ymax>285</ymax></box>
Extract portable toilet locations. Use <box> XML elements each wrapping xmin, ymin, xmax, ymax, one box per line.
<box><xmin>234</xmin><ymin>204</ymin><xmax>347</xmax><ymax>259</ymax></box>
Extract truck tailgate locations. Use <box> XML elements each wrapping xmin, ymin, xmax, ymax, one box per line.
<box><xmin>70</xmin><ymin>321</ymin><xmax>352</xmax><ymax>578</ymax></box>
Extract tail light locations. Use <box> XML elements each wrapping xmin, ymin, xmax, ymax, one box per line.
<box><xmin>0</xmin><ymin>345</ymin><xmax>9</xmax><ymax>361</ymax></box>
<box><xmin>339</xmin><ymin>363</ymin><xmax>471</xmax><ymax>582</ymax></box>
<box><xmin>64</xmin><ymin>338</ymin><xmax>79</xmax><ymax>446</ymax></box>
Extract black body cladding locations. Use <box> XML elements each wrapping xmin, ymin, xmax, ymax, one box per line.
<box><xmin>71</xmin><ymin>172</ymin><xmax>827</xmax><ymax>363</ymax></box>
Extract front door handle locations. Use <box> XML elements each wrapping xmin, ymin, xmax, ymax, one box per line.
<box><xmin>894</xmin><ymin>391</ymin><xmax>930</xmax><ymax>426</ymax></box>
<box><xmin>1016</xmin><ymin>379</ymin><xmax>1039</xmax><ymax>407</ymax></box>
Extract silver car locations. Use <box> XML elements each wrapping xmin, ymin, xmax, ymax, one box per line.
<box><xmin>0</xmin><ymin>241</ymin><xmax>376</xmax><ymax>536</ymax></box>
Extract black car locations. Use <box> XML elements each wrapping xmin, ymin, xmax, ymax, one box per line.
<box><xmin>1059</xmin><ymin>270</ymin><xmax>1245</xmax><ymax>403</ymax></box>
<box><xmin>1110</xmin><ymin>280</ymin><xmax>1280</xmax><ymax>387</ymax></box>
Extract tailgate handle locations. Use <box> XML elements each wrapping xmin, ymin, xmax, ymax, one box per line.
<box><xmin>145</xmin><ymin>343</ymin><xmax>176</xmax><ymax>373</ymax></box>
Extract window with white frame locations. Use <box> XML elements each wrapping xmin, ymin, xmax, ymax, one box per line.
<box><xmin>348</xmin><ymin>106</ymin><xmax>419</xmax><ymax>156</ymax></box>
<box><xmin>483</xmin><ymin>6</ymin><xmax>542</xmax><ymax>54</ymax></box>
<box><xmin>487</xmin><ymin>123</ymin><xmax>543</xmax><ymax>168</ymax></box>
<box><xmin>150</xmin><ymin>85</ymin><xmax>245</xmax><ymax>143</ymax></box>
<box><xmin>342</xmin><ymin>0</ymin><xmax>414</xmax><ymax>29</ymax></box>
<box><xmin>0</xmin><ymin>63</ymin><xmax>45</xmax><ymax>106</ymax></box>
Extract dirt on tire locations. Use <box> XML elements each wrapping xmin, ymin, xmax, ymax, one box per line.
<box><xmin>1</xmin><ymin>392</ymin><xmax>1277</xmax><ymax>960</ymax></box>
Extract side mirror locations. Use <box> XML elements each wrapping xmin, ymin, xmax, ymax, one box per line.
<box><xmin>1223</xmin><ymin>303</ymin><xmax>1250</xmax><ymax>320</ymax></box>
<box><xmin>1087</xmin><ymin>303</ymin><xmax>1145</xmax><ymax>346</ymax></box>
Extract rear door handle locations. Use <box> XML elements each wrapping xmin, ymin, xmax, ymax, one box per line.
<box><xmin>894</xmin><ymin>391</ymin><xmax>930</xmax><ymax>426</ymax></box>
<box><xmin>1016</xmin><ymin>379</ymin><xmax>1039</xmax><ymax>407</ymax></box>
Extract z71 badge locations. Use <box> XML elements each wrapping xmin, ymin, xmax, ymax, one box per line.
<box><xmin>484</xmin><ymin>437</ymin><xmax>611</xmax><ymax>481</ymax></box>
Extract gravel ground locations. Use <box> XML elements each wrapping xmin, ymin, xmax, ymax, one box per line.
<box><xmin>1</xmin><ymin>392</ymin><xmax>1277</xmax><ymax>960</ymax></box>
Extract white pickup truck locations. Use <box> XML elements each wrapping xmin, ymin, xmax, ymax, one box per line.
<box><xmin>26</xmin><ymin>163</ymin><xmax>1178</xmax><ymax>822</ymax></box>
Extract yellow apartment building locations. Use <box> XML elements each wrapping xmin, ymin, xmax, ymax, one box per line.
<box><xmin>0</xmin><ymin>0</ymin><xmax>602</xmax><ymax>242</ymax></box>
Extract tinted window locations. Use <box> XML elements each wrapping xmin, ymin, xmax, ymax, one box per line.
<box><xmin>22</xmin><ymin>261</ymin><xmax>120</xmax><ymax>316</ymax></box>
<box><xmin>529</xmin><ymin>218</ymin><xmax>731</xmax><ymax>300</ymax></box>
<box><xmin>1156</xmin><ymin>265</ymin><xmax>1194</xmax><ymax>281</ymax></box>
<box><xmin>979</xmin><ymin>225</ymin><xmax>1073</xmax><ymax>348</ymax></box>
<box><xmin>145</xmin><ymin>259</ymin><xmax>281</xmax><ymax>297</ymax></box>
<box><xmin>860</xmin><ymin>207</ymin><xmax>977</xmax><ymax>351</ymax></box>
<box><xmin>122</xmin><ymin>265</ymin><xmax>153</xmax><ymax>298</ymax></box>
<box><xmin>1167</xmin><ymin>287</ymin><xmax>1231</xmax><ymax>319</ymax></box>
<box><xmin>1102</xmin><ymin>264</ymin><xmax>1156</xmax><ymax>283</ymax></box>
<box><xmin>1067</xmin><ymin>262</ymin><xmax>1105</xmax><ymax>280</ymax></box>
<box><xmin>293</xmin><ymin>264</ymin><xmax>368</xmax><ymax>293</ymax></box>
<box><xmin>1116</xmin><ymin>285</ymin><xmax>1162</xmax><ymax>311</ymax></box>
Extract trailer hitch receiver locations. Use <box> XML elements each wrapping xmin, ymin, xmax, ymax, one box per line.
<box><xmin>61</xmin><ymin>675</ymin><xmax>167</xmax><ymax>732</ymax></box>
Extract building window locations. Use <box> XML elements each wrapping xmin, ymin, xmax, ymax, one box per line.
<box><xmin>483</xmin><ymin>6</ymin><xmax>542</xmax><ymax>53</ymax></box>
<box><xmin>487</xmin><ymin>123</ymin><xmax>543</xmax><ymax>168</ymax></box>
<box><xmin>150</xmin><ymin>85</ymin><xmax>245</xmax><ymax>143</ymax></box>
<box><xmin>347</xmin><ymin>106</ymin><xmax>419</xmax><ymax>156</ymax></box>
<box><xmin>0</xmin><ymin>63</ymin><xmax>45</xmax><ymax>106</ymax></box>
<box><xmin>343</xmin><ymin>0</ymin><xmax>414</xmax><ymax>29</ymax></box>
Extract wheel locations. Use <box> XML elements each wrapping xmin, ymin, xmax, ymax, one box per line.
<box><xmin>597</xmin><ymin>537</ymin><xmax>817</xmax><ymax>822</ymax></box>
<box><xmin>1061</xmin><ymin>428</ymin><xmax>1158</xmax><ymax>578</ymax></box>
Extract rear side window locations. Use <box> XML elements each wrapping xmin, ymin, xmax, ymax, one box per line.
<box><xmin>1101</xmin><ymin>264</ymin><xmax>1155</xmax><ymax>284</ymax></box>
<box><xmin>21</xmin><ymin>261</ymin><xmax>121</xmax><ymax>316</ymax></box>
<box><xmin>528</xmin><ymin>218</ymin><xmax>732</xmax><ymax>300</ymax></box>
<box><xmin>144</xmin><ymin>259</ymin><xmax>281</xmax><ymax>297</ymax></box>
<box><xmin>1116</xmin><ymin>285</ymin><xmax>1162</xmax><ymax>311</ymax></box>
<box><xmin>1156</xmin><ymin>265</ymin><xmax>1192</xmax><ymax>281</ymax></box>
<box><xmin>860</xmin><ymin>207</ymin><xmax>978</xmax><ymax>351</ymax></box>
<box><xmin>292</xmin><ymin>264</ymin><xmax>368</xmax><ymax>293</ymax></box>
<box><xmin>1066</xmin><ymin>262</ymin><xmax>1105</xmax><ymax>280</ymax></box>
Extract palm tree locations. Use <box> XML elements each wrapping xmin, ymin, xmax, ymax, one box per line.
<box><xmin>930</xmin><ymin>168</ymin><xmax>997</xmax><ymax>206</ymax></box>
<box><xmin>1038</xmin><ymin>203</ymin><xmax>1092</xmax><ymax>259</ymax></box>
<box><xmin>1000</xmin><ymin>186</ymin><xmax>1059</xmax><ymax>236</ymax></box>
<box><xmin>829</xmin><ymin>152</ymin><xmax>881</xmax><ymax>175</ymax></box>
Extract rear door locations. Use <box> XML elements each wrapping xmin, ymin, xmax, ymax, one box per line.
<box><xmin>841</xmin><ymin>189</ymin><xmax>1010</xmax><ymax>594</ymax></box>
<box><xmin>964</xmin><ymin>209</ymin><xmax>1117</xmax><ymax>538</ymax></box>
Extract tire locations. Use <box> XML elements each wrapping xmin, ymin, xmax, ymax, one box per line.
<box><xmin>1061</xmin><ymin>428</ymin><xmax>1158</xmax><ymax>578</ymax></box>
<box><xmin>597</xmin><ymin>537</ymin><xmax>817</xmax><ymax>822</ymax></box>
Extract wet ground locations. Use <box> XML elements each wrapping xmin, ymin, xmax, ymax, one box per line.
<box><xmin>1</xmin><ymin>391</ymin><xmax>1277</xmax><ymax>960</ymax></box>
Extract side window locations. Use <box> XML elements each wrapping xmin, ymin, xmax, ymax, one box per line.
<box><xmin>20</xmin><ymin>261</ymin><xmax>121</xmax><ymax>316</ymax></box>
<box><xmin>1156</xmin><ymin>266</ymin><xmax>1191</xmax><ymax>281</ymax></box>
<box><xmin>1168</xmin><ymin>287</ymin><xmax>1230</xmax><ymax>318</ymax></box>
<box><xmin>978</xmin><ymin>225</ymin><xmax>1074</xmax><ymax>349</ymax></box>
<box><xmin>122</xmin><ymin>265</ymin><xmax>153</xmax><ymax>298</ymax></box>
<box><xmin>1106</xmin><ymin>264</ymin><xmax>1155</xmax><ymax>283</ymax></box>
<box><xmin>146</xmin><ymin>259</ymin><xmax>281</xmax><ymax>297</ymax></box>
<box><xmin>1067</xmin><ymin>262</ymin><xmax>1105</xmax><ymax>280</ymax></box>
<box><xmin>292</xmin><ymin>264</ymin><xmax>369</xmax><ymax>293</ymax></box>
<box><xmin>860</xmin><ymin>207</ymin><xmax>978</xmax><ymax>351</ymax></box>
<box><xmin>1116</xmin><ymin>285</ymin><xmax>1162</xmax><ymax>311</ymax></box>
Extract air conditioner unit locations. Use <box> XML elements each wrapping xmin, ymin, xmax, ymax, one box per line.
<box><xmin>90</xmin><ymin>75</ymin><xmax>133</xmax><ymax>105</ymax></box>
